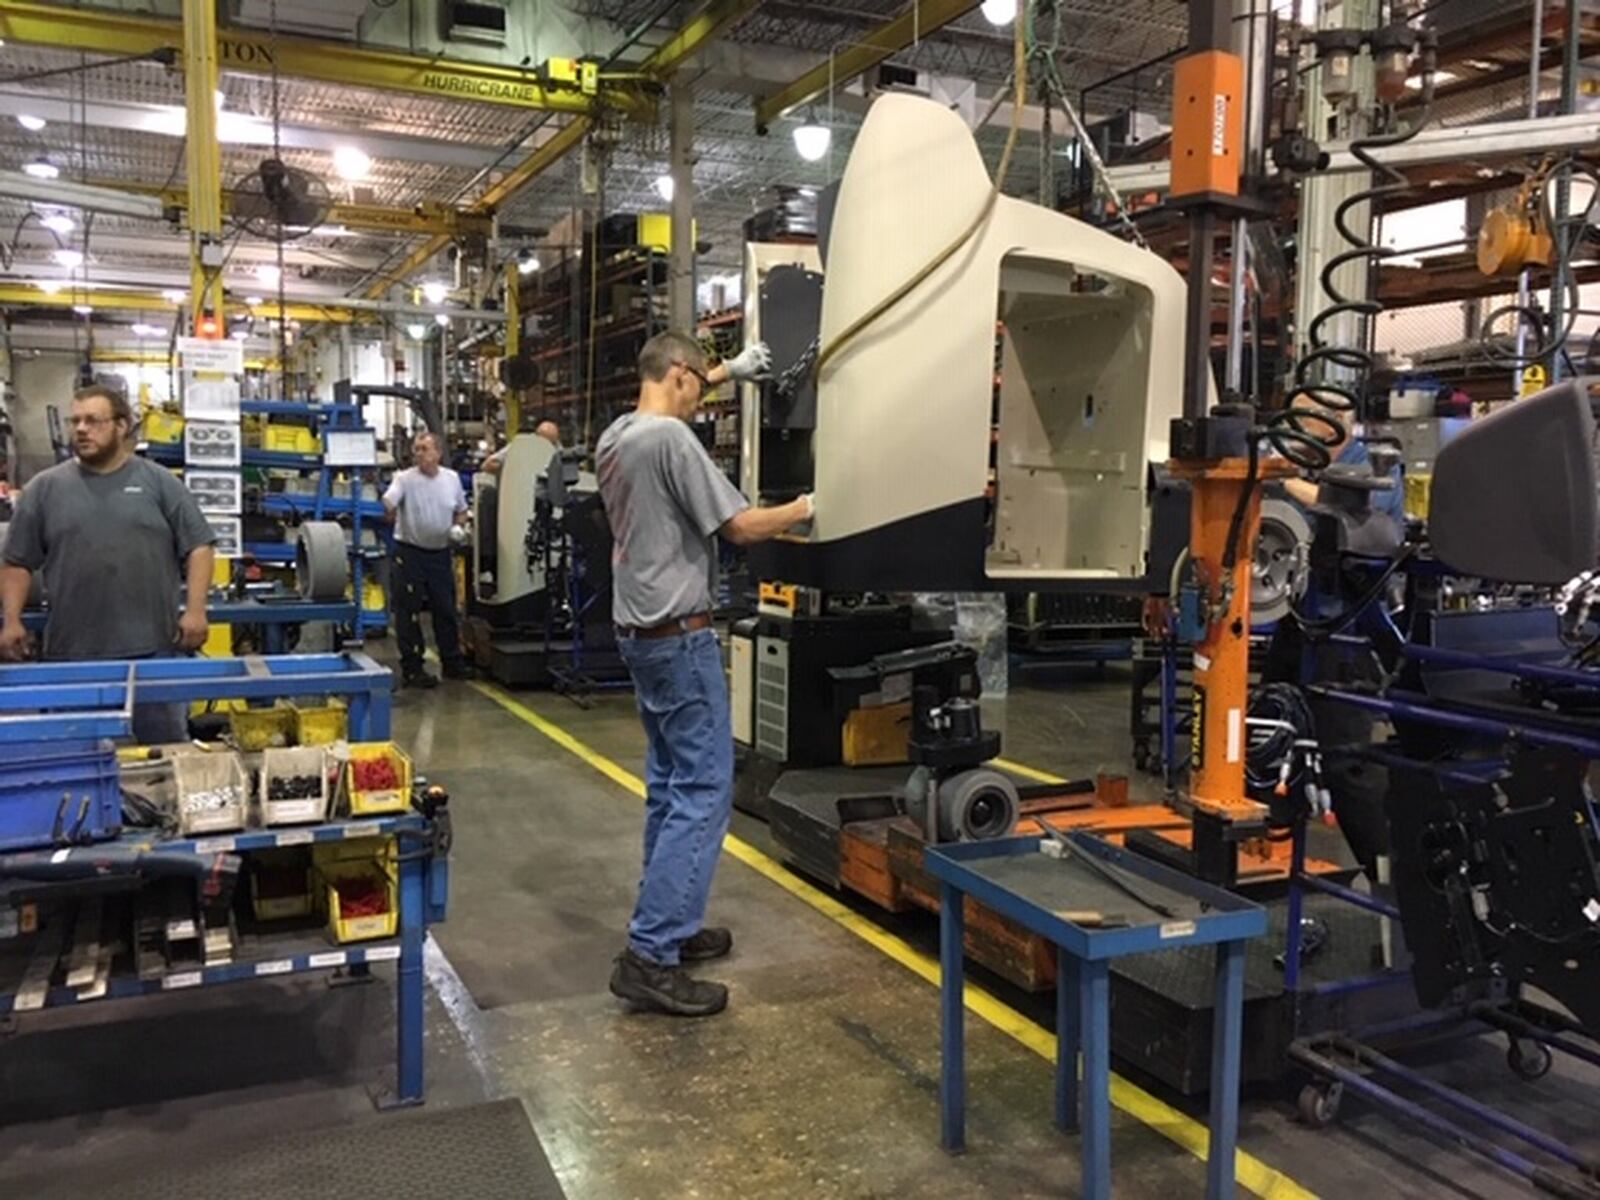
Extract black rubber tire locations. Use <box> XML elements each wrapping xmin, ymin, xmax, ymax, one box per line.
<box><xmin>1297</xmin><ymin>1082</ymin><xmax>1341</xmax><ymax>1128</ymax></box>
<box><xmin>1507</xmin><ymin>1040</ymin><xmax>1554</xmax><ymax>1082</ymax></box>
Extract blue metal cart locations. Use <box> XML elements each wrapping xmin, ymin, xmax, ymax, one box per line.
<box><xmin>926</xmin><ymin>833</ymin><xmax>1267</xmax><ymax>1200</ymax></box>
<box><xmin>0</xmin><ymin>652</ymin><xmax>448</xmax><ymax>1108</ymax></box>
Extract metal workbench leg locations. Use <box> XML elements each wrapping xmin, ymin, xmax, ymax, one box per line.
<box><xmin>382</xmin><ymin>850</ymin><xmax>426</xmax><ymax>1109</ymax></box>
<box><xmin>1080</xmin><ymin>958</ymin><xmax>1112</xmax><ymax>1200</ymax></box>
<box><xmin>1207</xmin><ymin>939</ymin><xmax>1247</xmax><ymax>1200</ymax></box>
<box><xmin>1056</xmin><ymin>947</ymin><xmax>1080</xmax><ymax>1133</ymax></box>
<box><xmin>940</xmin><ymin>881</ymin><xmax>966</xmax><ymax>1153</ymax></box>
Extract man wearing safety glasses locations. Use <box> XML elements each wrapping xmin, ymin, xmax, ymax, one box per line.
<box><xmin>597</xmin><ymin>331</ymin><xmax>811</xmax><ymax>1017</ymax></box>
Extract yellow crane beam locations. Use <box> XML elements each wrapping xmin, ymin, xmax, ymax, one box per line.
<box><xmin>110</xmin><ymin>182</ymin><xmax>496</xmax><ymax>239</ymax></box>
<box><xmin>0</xmin><ymin>0</ymin><xmax>653</xmax><ymax>119</ymax></box>
<box><xmin>359</xmin><ymin>0</ymin><xmax>761</xmax><ymax>300</ymax></box>
<box><xmin>753</xmin><ymin>0</ymin><xmax>981</xmax><ymax>132</ymax></box>
<box><xmin>182</xmin><ymin>0</ymin><xmax>224</xmax><ymax>333</ymax></box>
<box><xmin>0</xmin><ymin>285</ymin><xmax>360</xmax><ymax>324</ymax></box>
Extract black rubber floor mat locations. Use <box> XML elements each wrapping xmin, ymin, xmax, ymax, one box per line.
<box><xmin>3</xmin><ymin>1098</ymin><xmax>566</xmax><ymax>1200</ymax></box>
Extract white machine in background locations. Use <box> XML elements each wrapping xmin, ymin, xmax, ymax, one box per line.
<box><xmin>472</xmin><ymin>432</ymin><xmax>558</xmax><ymax>612</ymax></box>
<box><xmin>749</xmin><ymin>93</ymin><xmax>1190</xmax><ymax>594</ymax></box>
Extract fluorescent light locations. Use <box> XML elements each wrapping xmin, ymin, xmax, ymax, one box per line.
<box><xmin>980</xmin><ymin>0</ymin><xmax>1017</xmax><ymax>25</ymax></box>
<box><xmin>142</xmin><ymin>106</ymin><xmax>187</xmax><ymax>137</ymax></box>
<box><xmin>72</xmin><ymin>303</ymin><xmax>91</xmax><ymax>315</ymax></box>
<box><xmin>39</xmin><ymin>212</ymin><xmax>74</xmax><ymax>235</ymax></box>
<box><xmin>517</xmin><ymin>249</ymin><xmax>540</xmax><ymax>275</ymax></box>
<box><xmin>36</xmin><ymin>279</ymin><xmax>63</xmax><ymax>295</ymax></box>
<box><xmin>654</xmin><ymin>173</ymin><xmax>675</xmax><ymax>202</ymax></box>
<box><xmin>793</xmin><ymin>119</ymin><xmax>831</xmax><ymax>163</ymax></box>
<box><xmin>245</xmin><ymin>295</ymin><xmax>264</xmax><ymax>307</ymax></box>
<box><xmin>52</xmin><ymin>248</ymin><xmax>83</xmax><ymax>268</ymax></box>
<box><xmin>1406</xmin><ymin>69</ymin><xmax>1458</xmax><ymax>90</ymax></box>
<box><xmin>406</xmin><ymin>323</ymin><xmax>427</xmax><ymax>339</ymax></box>
<box><xmin>421</xmin><ymin>280</ymin><xmax>448</xmax><ymax>305</ymax></box>
<box><xmin>162</xmin><ymin>288</ymin><xmax>187</xmax><ymax>303</ymax></box>
<box><xmin>23</xmin><ymin>158</ymin><xmax>59</xmax><ymax>180</ymax></box>
<box><xmin>332</xmin><ymin>145</ymin><xmax>371</xmax><ymax>182</ymax></box>
<box><xmin>434</xmin><ymin>312</ymin><xmax>450</xmax><ymax>327</ymax></box>
<box><xmin>16</xmin><ymin>114</ymin><xmax>44</xmax><ymax>132</ymax></box>
<box><xmin>130</xmin><ymin>322</ymin><xmax>163</xmax><ymax>337</ymax></box>
<box><xmin>256</xmin><ymin>263</ymin><xmax>281</xmax><ymax>287</ymax></box>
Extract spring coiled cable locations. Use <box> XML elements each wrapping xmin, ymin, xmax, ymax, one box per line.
<box><xmin>1265</xmin><ymin>41</ymin><xmax>1439</xmax><ymax>473</ymax></box>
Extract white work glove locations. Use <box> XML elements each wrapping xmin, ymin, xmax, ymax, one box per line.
<box><xmin>722</xmin><ymin>342</ymin><xmax>773</xmax><ymax>383</ymax></box>
<box><xmin>449</xmin><ymin>523</ymin><xmax>470</xmax><ymax>546</ymax></box>
<box><xmin>799</xmin><ymin>493</ymin><xmax>815</xmax><ymax>521</ymax></box>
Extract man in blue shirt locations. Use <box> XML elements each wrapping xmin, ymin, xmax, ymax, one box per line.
<box><xmin>1281</xmin><ymin>406</ymin><xmax>1405</xmax><ymax>523</ymax></box>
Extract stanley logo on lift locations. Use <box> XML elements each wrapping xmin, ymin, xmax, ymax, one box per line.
<box><xmin>1191</xmin><ymin>685</ymin><xmax>1207</xmax><ymax>771</ymax></box>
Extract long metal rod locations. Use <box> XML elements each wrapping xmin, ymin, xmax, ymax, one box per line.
<box><xmin>1512</xmin><ymin>0</ymin><xmax>1544</xmax><ymax>386</ymax></box>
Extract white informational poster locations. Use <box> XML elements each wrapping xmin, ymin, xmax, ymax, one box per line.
<box><xmin>185</xmin><ymin>469</ymin><xmax>242</xmax><ymax>515</ymax></box>
<box><xmin>178</xmin><ymin>337</ymin><xmax>244</xmax><ymax>376</ymax></box>
<box><xmin>208</xmin><ymin>516</ymin><xmax>243</xmax><ymax>558</ymax></box>
<box><xmin>323</xmin><ymin>429</ymin><xmax>378</xmax><ymax>467</ymax></box>
<box><xmin>185</xmin><ymin>420</ymin><xmax>241</xmax><ymax>467</ymax></box>
<box><xmin>183</xmin><ymin>376</ymin><xmax>242</xmax><ymax>422</ymax></box>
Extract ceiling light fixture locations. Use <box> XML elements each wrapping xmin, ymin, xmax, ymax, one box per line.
<box><xmin>517</xmin><ymin>247</ymin><xmax>540</xmax><ymax>275</ymax></box>
<box><xmin>245</xmin><ymin>295</ymin><xmax>264</xmax><ymax>307</ymax></box>
<box><xmin>654</xmin><ymin>173</ymin><xmax>675</xmax><ymax>203</ymax></box>
<box><xmin>332</xmin><ymin>145</ymin><xmax>372</xmax><ymax>182</ymax></box>
<box><xmin>22</xmin><ymin>158</ymin><xmax>59</xmax><ymax>180</ymax></box>
<box><xmin>72</xmin><ymin>303</ymin><xmax>91</xmax><ymax>316</ymax></box>
<box><xmin>39</xmin><ymin>212</ymin><xmax>74</xmax><ymax>235</ymax></box>
<box><xmin>16</xmin><ymin>114</ymin><xmax>44</xmax><ymax>132</ymax></box>
<box><xmin>256</xmin><ymin>263</ymin><xmax>282</xmax><ymax>287</ymax></box>
<box><xmin>52</xmin><ymin>248</ymin><xmax>83</xmax><ymax>268</ymax></box>
<box><xmin>406</xmin><ymin>323</ymin><xmax>427</xmax><ymax>339</ymax></box>
<box><xmin>162</xmin><ymin>288</ymin><xmax>187</xmax><ymax>303</ymax></box>
<box><xmin>130</xmin><ymin>322</ymin><xmax>163</xmax><ymax>337</ymax></box>
<box><xmin>980</xmin><ymin>0</ymin><xmax>1018</xmax><ymax>24</ymax></box>
<box><xmin>231</xmin><ymin>326</ymin><xmax>250</xmax><ymax>340</ymax></box>
<box><xmin>36</xmin><ymin>279</ymin><xmax>63</xmax><ymax>295</ymax></box>
<box><xmin>421</xmin><ymin>280</ymin><xmax>449</xmax><ymax>305</ymax></box>
<box><xmin>792</xmin><ymin>113</ymin><xmax>832</xmax><ymax>163</ymax></box>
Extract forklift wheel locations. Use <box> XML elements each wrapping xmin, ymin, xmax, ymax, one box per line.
<box><xmin>1507</xmin><ymin>1040</ymin><xmax>1553</xmax><ymax>1082</ymax></box>
<box><xmin>1296</xmin><ymin>1081</ymin><xmax>1342</xmax><ymax>1128</ymax></box>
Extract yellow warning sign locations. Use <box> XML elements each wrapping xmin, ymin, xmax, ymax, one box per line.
<box><xmin>1521</xmin><ymin>364</ymin><xmax>1547</xmax><ymax>397</ymax></box>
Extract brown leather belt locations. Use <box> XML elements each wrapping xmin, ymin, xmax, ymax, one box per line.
<box><xmin>615</xmin><ymin>611</ymin><xmax>714</xmax><ymax>640</ymax></box>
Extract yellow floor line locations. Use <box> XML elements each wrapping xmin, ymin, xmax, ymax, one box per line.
<box><xmin>992</xmin><ymin>755</ymin><xmax>1068</xmax><ymax>784</ymax></box>
<box><xmin>470</xmin><ymin>681</ymin><xmax>1318</xmax><ymax>1200</ymax></box>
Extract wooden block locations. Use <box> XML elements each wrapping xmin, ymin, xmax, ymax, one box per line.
<box><xmin>839</xmin><ymin>819</ymin><xmax>909</xmax><ymax>912</ymax></box>
<box><xmin>841</xmin><ymin>701</ymin><xmax>912</xmax><ymax>767</ymax></box>
<box><xmin>1095</xmin><ymin>772</ymin><xmax>1131</xmax><ymax>807</ymax></box>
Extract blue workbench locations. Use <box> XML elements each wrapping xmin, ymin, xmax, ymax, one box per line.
<box><xmin>926</xmin><ymin>833</ymin><xmax>1267</xmax><ymax>1199</ymax></box>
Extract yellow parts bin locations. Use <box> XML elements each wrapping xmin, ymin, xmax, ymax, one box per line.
<box><xmin>291</xmin><ymin>699</ymin><xmax>348</xmax><ymax>746</ymax></box>
<box><xmin>250</xmin><ymin>847</ymin><xmax>315</xmax><ymax>921</ymax></box>
<box><xmin>229</xmin><ymin>703</ymin><xmax>295</xmax><ymax>751</ymax></box>
<box><xmin>345</xmin><ymin>742</ymin><xmax>414</xmax><ymax>816</ymax></box>
<box><xmin>142</xmin><ymin>408</ymin><xmax>185</xmax><ymax>445</ymax></box>
<box><xmin>264</xmin><ymin>423</ymin><xmax>319</xmax><ymax>455</ymax></box>
<box><xmin>315</xmin><ymin>837</ymin><xmax>398</xmax><ymax>943</ymax></box>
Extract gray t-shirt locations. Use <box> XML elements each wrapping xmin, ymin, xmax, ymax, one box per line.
<box><xmin>4</xmin><ymin>455</ymin><xmax>216</xmax><ymax>660</ymax></box>
<box><xmin>383</xmin><ymin>465</ymin><xmax>467</xmax><ymax>551</ymax></box>
<box><xmin>596</xmin><ymin>412</ymin><xmax>749</xmax><ymax>628</ymax></box>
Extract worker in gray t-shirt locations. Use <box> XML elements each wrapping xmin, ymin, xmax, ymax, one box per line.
<box><xmin>382</xmin><ymin>430</ymin><xmax>470</xmax><ymax>688</ymax></box>
<box><xmin>0</xmin><ymin>383</ymin><xmax>217</xmax><ymax>744</ymax></box>
<box><xmin>597</xmin><ymin>330</ymin><xmax>811</xmax><ymax>1018</ymax></box>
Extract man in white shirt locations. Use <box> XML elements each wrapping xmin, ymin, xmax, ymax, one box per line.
<box><xmin>382</xmin><ymin>431</ymin><xmax>469</xmax><ymax>688</ymax></box>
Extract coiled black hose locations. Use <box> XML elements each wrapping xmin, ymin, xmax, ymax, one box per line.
<box><xmin>1267</xmin><ymin>58</ymin><xmax>1438</xmax><ymax>471</ymax></box>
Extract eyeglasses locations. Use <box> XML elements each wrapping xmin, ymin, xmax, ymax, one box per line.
<box><xmin>673</xmin><ymin>360</ymin><xmax>709</xmax><ymax>389</ymax></box>
<box><xmin>68</xmin><ymin>415</ymin><xmax>116</xmax><ymax>428</ymax></box>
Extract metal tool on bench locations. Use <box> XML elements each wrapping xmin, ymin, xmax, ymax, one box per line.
<box><xmin>1037</xmin><ymin>819</ymin><xmax>1185</xmax><ymax>920</ymax></box>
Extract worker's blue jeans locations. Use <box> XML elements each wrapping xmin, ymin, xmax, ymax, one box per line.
<box><xmin>619</xmin><ymin>626</ymin><xmax>733</xmax><ymax>967</ymax></box>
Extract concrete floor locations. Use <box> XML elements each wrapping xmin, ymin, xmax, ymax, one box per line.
<box><xmin>3</xmin><ymin>653</ymin><xmax>1599</xmax><ymax>1198</ymax></box>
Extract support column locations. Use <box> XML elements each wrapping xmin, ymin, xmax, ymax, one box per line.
<box><xmin>669</xmin><ymin>83</ymin><xmax>696</xmax><ymax>331</ymax></box>
<box><xmin>182</xmin><ymin>0</ymin><xmax>224</xmax><ymax>335</ymax></box>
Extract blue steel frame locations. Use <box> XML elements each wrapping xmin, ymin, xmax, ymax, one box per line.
<box><xmin>926</xmin><ymin>833</ymin><xmax>1267</xmax><ymax>1200</ymax></box>
<box><xmin>22</xmin><ymin>599</ymin><xmax>360</xmax><ymax>655</ymax></box>
<box><xmin>0</xmin><ymin>654</ymin><xmax>445</xmax><ymax>1108</ymax></box>
<box><xmin>1282</xmin><ymin>579</ymin><xmax>1600</xmax><ymax>1194</ymax></box>
<box><xmin>0</xmin><ymin>652</ymin><xmax>391</xmax><ymax>744</ymax></box>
